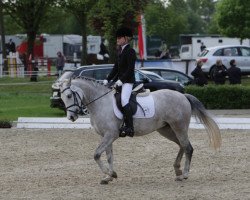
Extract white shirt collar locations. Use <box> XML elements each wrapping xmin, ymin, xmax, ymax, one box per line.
<box><xmin>121</xmin><ymin>44</ymin><xmax>129</xmax><ymax>52</ymax></box>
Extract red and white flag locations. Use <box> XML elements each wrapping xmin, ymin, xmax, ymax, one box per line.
<box><xmin>138</xmin><ymin>14</ymin><xmax>147</xmax><ymax>60</ymax></box>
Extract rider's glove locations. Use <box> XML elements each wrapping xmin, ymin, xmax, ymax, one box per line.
<box><xmin>115</xmin><ymin>80</ymin><xmax>123</xmax><ymax>87</ymax></box>
<box><xmin>103</xmin><ymin>79</ymin><xmax>108</xmax><ymax>86</ymax></box>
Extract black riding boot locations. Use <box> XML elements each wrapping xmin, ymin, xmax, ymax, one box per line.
<box><xmin>119</xmin><ymin>104</ymin><xmax>134</xmax><ymax>137</ymax></box>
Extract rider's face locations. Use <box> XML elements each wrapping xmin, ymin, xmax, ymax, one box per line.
<box><xmin>117</xmin><ymin>36</ymin><xmax>127</xmax><ymax>46</ymax></box>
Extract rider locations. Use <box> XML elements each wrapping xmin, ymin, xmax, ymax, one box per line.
<box><xmin>103</xmin><ymin>27</ymin><xmax>136</xmax><ymax>137</ymax></box>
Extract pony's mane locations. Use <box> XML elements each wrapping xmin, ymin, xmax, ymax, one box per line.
<box><xmin>73</xmin><ymin>75</ymin><xmax>110</xmax><ymax>90</ymax></box>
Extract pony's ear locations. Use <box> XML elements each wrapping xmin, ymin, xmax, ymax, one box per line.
<box><xmin>63</xmin><ymin>78</ymin><xmax>71</xmax><ymax>87</ymax></box>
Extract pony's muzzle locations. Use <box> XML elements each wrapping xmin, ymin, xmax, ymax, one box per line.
<box><xmin>69</xmin><ymin>115</ymin><xmax>77</xmax><ymax>122</ymax></box>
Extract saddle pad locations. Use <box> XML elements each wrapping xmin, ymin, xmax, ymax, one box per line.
<box><xmin>112</xmin><ymin>94</ymin><xmax>155</xmax><ymax>119</ymax></box>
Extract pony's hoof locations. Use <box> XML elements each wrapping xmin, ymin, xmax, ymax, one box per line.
<box><xmin>100</xmin><ymin>175</ymin><xmax>113</xmax><ymax>184</ymax></box>
<box><xmin>111</xmin><ymin>171</ymin><xmax>118</xmax><ymax>178</ymax></box>
<box><xmin>100</xmin><ymin>180</ymin><xmax>109</xmax><ymax>184</ymax></box>
<box><xmin>183</xmin><ymin>174</ymin><xmax>189</xmax><ymax>179</ymax></box>
<box><xmin>175</xmin><ymin>175</ymin><xmax>184</xmax><ymax>181</ymax></box>
<box><xmin>175</xmin><ymin>170</ymin><xmax>182</xmax><ymax>176</ymax></box>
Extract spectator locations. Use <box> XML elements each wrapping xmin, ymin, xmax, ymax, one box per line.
<box><xmin>212</xmin><ymin>59</ymin><xmax>227</xmax><ymax>85</ymax></box>
<box><xmin>99</xmin><ymin>38</ymin><xmax>109</xmax><ymax>62</ymax></box>
<box><xmin>7</xmin><ymin>39</ymin><xmax>16</xmax><ymax>54</ymax></box>
<box><xmin>191</xmin><ymin>60</ymin><xmax>208</xmax><ymax>86</ymax></box>
<box><xmin>227</xmin><ymin>59</ymin><xmax>241</xmax><ymax>84</ymax></box>
<box><xmin>160</xmin><ymin>49</ymin><xmax>171</xmax><ymax>59</ymax></box>
<box><xmin>56</xmin><ymin>51</ymin><xmax>65</xmax><ymax>77</ymax></box>
<box><xmin>200</xmin><ymin>42</ymin><xmax>206</xmax><ymax>52</ymax></box>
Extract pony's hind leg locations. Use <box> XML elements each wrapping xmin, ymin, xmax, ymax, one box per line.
<box><xmin>158</xmin><ymin>124</ymin><xmax>194</xmax><ymax>181</ymax></box>
<box><xmin>157</xmin><ymin>126</ymin><xmax>184</xmax><ymax>179</ymax></box>
<box><xmin>182</xmin><ymin>141</ymin><xmax>193</xmax><ymax>180</ymax></box>
<box><xmin>170</xmin><ymin>123</ymin><xmax>194</xmax><ymax>181</ymax></box>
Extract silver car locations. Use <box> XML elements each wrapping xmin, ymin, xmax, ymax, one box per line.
<box><xmin>198</xmin><ymin>45</ymin><xmax>250</xmax><ymax>78</ymax></box>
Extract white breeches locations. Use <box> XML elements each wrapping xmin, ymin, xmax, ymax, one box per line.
<box><xmin>121</xmin><ymin>83</ymin><xmax>133</xmax><ymax>107</ymax></box>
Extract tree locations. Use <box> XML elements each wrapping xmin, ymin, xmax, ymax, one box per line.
<box><xmin>39</xmin><ymin>8</ymin><xmax>82</xmax><ymax>35</ymax></box>
<box><xmin>145</xmin><ymin>0</ymin><xmax>188</xmax><ymax>45</ymax></box>
<box><xmin>3</xmin><ymin>0</ymin><xmax>54</xmax><ymax>61</ymax></box>
<box><xmin>216</xmin><ymin>0</ymin><xmax>250</xmax><ymax>40</ymax></box>
<box><xmin>58</xmin><ymin>0</ymin><xmax>98</xmax><ymax>65</ymax></box>
<box><xmin>90</xmin><ymin>0</ymin><xmax>148</xmax><ymax>63</ymax></box>
<box><xmin>0</xmin><ymin>0</ymin><xmax>7</xmax><ymax>72</ymax></box>
<box><xmin>144</xmin><ymin>0</ymin><xmax>217</xmax><ymax>46</ymax></box>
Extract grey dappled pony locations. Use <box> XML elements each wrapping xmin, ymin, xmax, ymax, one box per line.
<box><xmin>60</xmin><ymin>77</ymin><xmax>221</xmax><ymax>184</ymax></box>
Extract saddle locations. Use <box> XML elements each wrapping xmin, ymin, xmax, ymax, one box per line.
<box><xmin>114</xmin><ymin>84</ymin><xmax>148</xmax><ymax>116</ymax></box>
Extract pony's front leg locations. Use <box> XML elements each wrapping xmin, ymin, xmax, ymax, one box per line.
<box><xmin>106</xmin><ymin>144</ymin><xmax>118</xmax><ymax>178</ymax></box>
<box><xmin>94</xmin><ymin>134</ymin><xmax>118</xmax><ymax>184</ymax></box>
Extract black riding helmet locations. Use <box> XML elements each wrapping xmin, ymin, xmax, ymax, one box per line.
<box><xmin>116</xmin><ymin>27</ymin><xmax>133</xmax><ymax>38</ymax></box>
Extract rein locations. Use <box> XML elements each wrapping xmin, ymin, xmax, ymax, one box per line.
<box><xmin>61</xmin><ymin>86</ymin><xmax>114</xmax><ymax>114</ymax></box>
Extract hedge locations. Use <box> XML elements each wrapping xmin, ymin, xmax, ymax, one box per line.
<box><xmin>185</xmin><ymin>85</ymin><xmax>250</xmax><ymax>109</ymax></box>
<box><xmin>0</xmin><ymin>120</ymin><xmax>12</xmax><ymax>128</ymax></box>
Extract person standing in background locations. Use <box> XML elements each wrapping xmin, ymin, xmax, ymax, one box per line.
<box><xmin>7</xmin><ymin>39</ymin><xmax>16</xmax><ymax>54</ymax></box>
<box><xmin>200</xmin><ymin>42</ymin><xmax>206</xmax><ymax>52</ymax></box>
<box><xmin>99</xmin><ymin>38</ymin><xmax>109</xmax><ymax>62</ymax></box>
<box><xmin>227</xmin><ymin>59</ymin><xmax>241</xmax><ymax>84</ymax></box>
<box><xmin>213</xmin><ymin>59</ymin><xmax>227</xmax><ymax>85</ymax></box>
<box><xmin>191</xmin><ymin>60</ymin><xmax>208</xmax><ymax>86</ymax></box>
<box><xmin>56</xmin><ymin>51</ymin><xmax>65</xmax><ymax>77</ymax></box>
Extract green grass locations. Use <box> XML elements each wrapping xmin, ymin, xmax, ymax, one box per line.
<box><xmin>0</xmin><ymin>76</ymin><xmax>65</xmax><ymax>121</ymax></box>
<box><xmin>241</xmin><ymin>76</ymin><xmax>250</xmax><ymax>86</ymax></box>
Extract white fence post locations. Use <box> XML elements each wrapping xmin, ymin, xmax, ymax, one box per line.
<box><xmin>7</xmin><ymin>52</ymin><xmax>24</xmax><ymax>77</ymax></box>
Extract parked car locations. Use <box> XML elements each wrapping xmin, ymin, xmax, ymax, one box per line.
<box><xmin>50</xmin><ymin>64</ymin><xmax>184</xmax><ymax>114</ymax></box>
<box><xmin>198</xmin><ymin>45</ymin><xmax>250</xmax><ymax>79</ymax></box>
<box><xmin>140</xmin><ymin>67</ymin><xmax>194</xmax><ymax>86</ymax></box>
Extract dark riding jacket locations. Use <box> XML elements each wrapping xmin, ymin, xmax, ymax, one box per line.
<box><xmin>213</xmin><ymin>64</ymin><xmax>227</xmax><ymax>85</ymax></box>
<box><xmin>107</xmin><ymin>44</ymin><xmax>136</xmax><ymax>84</ymax></box>
<box><xmin>191</xmin><ymin>67</ymin><xmax>207</xmax><ymax>86</ymax></box>
<box><xmin>227</xmin><ymin>65</ymin><xmax>241</xmax><ymax>84</ymax></box>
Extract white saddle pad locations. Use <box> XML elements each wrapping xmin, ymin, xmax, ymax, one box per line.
<box><xmin>112</xmin><ymin>94</ymin><xmax>155</xmax><ymax>119</ymax></box>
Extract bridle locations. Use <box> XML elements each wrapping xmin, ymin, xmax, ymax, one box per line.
<box><xmin>61</xmin><ymin>86</ymin><xmax>114</xmax><ymax>114</ymax></box>
<box><xmin>61</xmin><ymin>87</ymin><xmax>84</xmax><ymax>114</ymax></box>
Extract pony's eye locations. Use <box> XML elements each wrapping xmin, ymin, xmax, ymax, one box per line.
<box><xmin>67</xmin><ymin>94</ymin><xmax>72</xmax><ymax>98</ymax></box>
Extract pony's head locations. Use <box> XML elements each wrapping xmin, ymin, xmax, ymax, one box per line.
<box><xmin>59</xmin><ymin>79</ymin><xmax>83</xmax><ymax>122</ymax></box>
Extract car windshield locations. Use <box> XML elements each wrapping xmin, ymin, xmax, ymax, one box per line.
<box><xmin>160</xmin><ymin>71</ymin><xmax>189</xmax><ymax>83</ymax></box>
<box><xmin>146</xmin><ymin>73</ymin><xmax>162</xmax><ymax>80</ymax></box>
<box><xmin>138</xmin><ymin>70</ymin><xmax>164</xmax><ymax>80</ymax></box>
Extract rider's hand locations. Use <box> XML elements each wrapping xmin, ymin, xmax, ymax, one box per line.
<box><xmin>103</xmin><ymin>79</ymin><xmax>108</xmax><ymax>86</ymax></box>
<box><xmin>115</xmin><ymin>80</ymin><xmax>123</xmax><ymax>87</ymax></box>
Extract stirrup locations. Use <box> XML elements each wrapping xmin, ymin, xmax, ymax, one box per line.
<box><xmin>119</xmin><ymin>126</ymin><xmax>134</xmax><ymax>137</ymax></box>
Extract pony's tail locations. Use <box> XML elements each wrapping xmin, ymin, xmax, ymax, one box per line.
<box><xmin>185</xmin><ymin>94</ymin><xmax>221</xmax><ymax>150</ymax></box>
